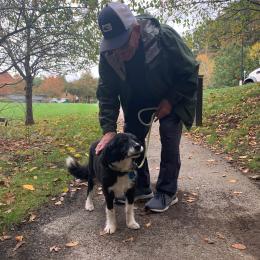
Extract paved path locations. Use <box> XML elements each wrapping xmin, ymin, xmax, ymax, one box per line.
<box><xmin>1</xmin><ymin>123</ymin><xmax>260</xmax><ymax>259</ymax></box>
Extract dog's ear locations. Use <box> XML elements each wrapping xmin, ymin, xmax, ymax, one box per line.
<box><xmin>100</xmin><ymin>142</ymin><xmax>115</xmax><ymax>167</ymax></box>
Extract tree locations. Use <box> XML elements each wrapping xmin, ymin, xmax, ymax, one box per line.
<box><xmin>211</xmin><ymin>43</ymin><xmax>258</xmax><ymax>87</ymax></box>
<box><xmin>196</xmin><ymin>53</ymin><xmax>214</xmax><ymax>88</ymax></box>
<box><xmin>37</xmin><ymin>76</ymin><xmax>65</xmax><ymax>97</ymax></box>
<box><xmin>0</xmin><ymin>0</ymin><xmax>99</xmax><ymax>124</ymax></box>
<box><xmin>65</xmin><ymin>72</ymin><xmax>97</xmax><ymax>102</ymax></box>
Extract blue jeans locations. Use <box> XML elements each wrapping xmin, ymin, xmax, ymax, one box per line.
<box><xmin>124</xmin><ymin>110</ymin><xmax>183</xmax><ymax>196</ymax></box>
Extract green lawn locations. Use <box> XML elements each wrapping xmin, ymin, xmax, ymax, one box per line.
<box><xmin>0</xmin><ymin>103</ymin><xmax>101</xmax><ymax>232</ymax></box>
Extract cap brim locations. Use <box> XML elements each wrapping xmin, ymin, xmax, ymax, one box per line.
<box><xmin>100</xmin><ymin>29</ymin><xmax>131</xmax><ymax>53</ymax></box>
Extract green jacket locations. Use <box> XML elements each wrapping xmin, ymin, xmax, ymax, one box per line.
<box><xmin>97</xmin><ymin>15</ymin><xmax>199</xmax><ymax>134</ymax></box>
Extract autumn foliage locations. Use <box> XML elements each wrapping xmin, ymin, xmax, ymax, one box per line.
<box><xmin>36</xmin><ymin>76</ymin><xmax>65</xmax><ymax>97</ymax></box>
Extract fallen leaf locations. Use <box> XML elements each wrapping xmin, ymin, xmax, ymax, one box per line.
<box><xmin>231</xmin><ymin>243</ymin><xmax>246</xmax><ymax>250</ymax></box>
<box><xmin>216</xmin><ymin>232</ymin><xmax>225</xmax><ymax>240</ymax></box>
<box><xmin>0</xmin><ymin>179</ymin><xmax>10</xmax><ymax>188</ymax></box>
<box><xmin>50</xmin><ymin>245</ymin><xmax>61</xmax><ymax>252</ymax></box>
<box><xmin>225</xmin><ymin>156</ymin><xmax>233</xmax><ymax>161</ymax></box>
<box><xmin>145</xmin><ymin>221</ymin><xmax>151</xmax><ymax>228</ymax></box>
<box><xmin>13</xmin><ymin>241</ymin><xmax>25</xmax><ymax>251</ymax></box>
<box><xmin>65</xmin><ymin>241</ymin><xmax>79</xmax><ymax>247</ymax></box>
<box><xmin>242</xmin><ymin>168</ymin><xmax>249</xmax><ymax>174</ymax></box>
<box><xmin>0</xmin><ymin>235</ymin><xmax>11</xmax><ymax>241</ymax></box>
<box><xmin>15</xmin><ymin>235</ymin><xmax>23</xmax><ymax>242</ymax></box>
<box><xmin>28</xmin><ymin>213</ymin><xmax>37</xmax><ymax>222</ymax></box>
<box><xmin>29</xmin><ymin>167</ymin><xmax>38</xmax><ymax>172</ymax></box>
<box><xmin>67</xmin><ymin>147</ymin><xmax>76</xmax><ymax>153</ymax></box>
<box><xmin>249</xmin><ymin>175</ymin><xmax>260</xmax><ymax>180</ymax></box>
<box><xmin>3</xmin><ymin>192</ymin><xmax>15</xmax><ymax>205</ymax></box>
<box><xmin>55</xmin><ymin>201</ymin><xmax>62</xmax><ymax>205</ymax></box>
<box><xmin>74</xmin><ymin>154</ymin><xmax>81</xmax><ymax>158</ymax></box>
<box><xmin>122</xmin><ymin>237</ymin><xmax>134</xmax><ymax>243</ymax></box>
<box><xmin>204</xmin><ymin>237</ymin><xmax>215</xmax><ymax>244</ymax></box>
<box><xmin>63</xmin><ymin>187</ymin><xmax>69</xmax><ymax>193</ymax></box>
<box><xmin>228</xmin><ymin>179</ymin><xmax>237</xmax><ymax>183</ymax></box>
<box><xmin>22</xmin><ymin>184</ymin><xmax>35</xmax><ymax>191</ymax></box>
<box><xmin>4</xmin><ymin>209</ymin><xmax>12</xmax><ymax>214</ymax></box>
<box><xmin>233</xmin><ymin>191</ymin><xmax>242</xmax><ymax>195</ymax></box>
<box><xmin>207</xmin><ymin>159</ymin><xmax>215</xmax><ymax>163</ymax></box>
<box><xmin>99</xmin><ymin>230</ymin><xmax>107</xmax><ymax>236</ymax></box>
<box><xmin>186</xmin><ymin>196</ymin><xmax>196</xmax><ymax>203</ymax></box>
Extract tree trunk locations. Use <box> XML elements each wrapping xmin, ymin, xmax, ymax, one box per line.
<box><xmin>25</xmin><ymin>78</ymin><xmax>34</xmax><ymax>125</ymax></box>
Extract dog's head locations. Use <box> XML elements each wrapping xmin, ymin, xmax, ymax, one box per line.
<box><xmin>101</xmin><ymin>133</ymin><xmax>143</xmax><ymax>172</ymax></box>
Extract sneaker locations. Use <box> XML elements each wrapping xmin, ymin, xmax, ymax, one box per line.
<box><xmin>145</xmin><ymin>192</ymin><xmax>178</xmax><ymax>212</ymax></box>
<box><xmin>115</xmin><ymin>187</ymin><xmax>154</xmax><ymax>205</ymax></box>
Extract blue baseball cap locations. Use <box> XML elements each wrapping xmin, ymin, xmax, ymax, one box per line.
<box><xmin>98</xmin><ymin>2</ymin><xmax>137</xmax><ymax>52</ymax></box>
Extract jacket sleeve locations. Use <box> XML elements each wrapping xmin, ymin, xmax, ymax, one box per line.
<box><xmin>96</xmin><ymin>55</ymin><xmax>120</xmax><ymax>135</ymax></box>
<box><xmin>161</xmin><ymin>25</ymin><xmax>199</xmax><ymax>106</ymax></box>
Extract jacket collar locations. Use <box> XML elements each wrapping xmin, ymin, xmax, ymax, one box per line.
<box><xmin>104</xmin><ymin>17</ymin><xmax>161</xmax><ymax>81</ymax></box>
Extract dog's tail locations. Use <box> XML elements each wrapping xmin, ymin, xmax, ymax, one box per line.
<box><xmin>66</xmin><ymin>156</ymin><xmax>89</xmax><ymax>180</ymax></box>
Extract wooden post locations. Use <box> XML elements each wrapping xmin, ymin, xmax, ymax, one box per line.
<box><xmin>195</xmin><ymin>75</ymin><xmax>203</xmax><ymax>126</ymax></box>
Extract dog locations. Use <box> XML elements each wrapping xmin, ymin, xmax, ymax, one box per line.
<box><xmin>66</xmin><ymin>133</ymin><xmax>143</xmax><ymax>234</ymax></box>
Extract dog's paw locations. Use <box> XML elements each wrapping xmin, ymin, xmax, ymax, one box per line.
<box><xmin>85</xmin><ymin>200</ymin><xmax>94</xmax><ymax>211</ymax></box>
<box><xmin>127</xmin><ymin>221</ymin><xmax>140</xmax><ymax>230</ymax></box>
<box><xmin>104</xmin><ymin>223</ymin><xmax>116</xmax><ymax>234</ymax></box>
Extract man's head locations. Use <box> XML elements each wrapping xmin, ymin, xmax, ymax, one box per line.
<box><xmin>98</xmin><ymin>2</ymin><xmax>140</xmax><ymax>61</ymax></box>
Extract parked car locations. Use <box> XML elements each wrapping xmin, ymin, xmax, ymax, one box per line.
<box><xmin>243</xmin><ymin>68</ymin><xmax>260</xmax><ymax>84</ymax></box>
<box><xmin>49</xmin><ymin>98</ymin><xmax>69</xmax><ymax>103</ymax></box>
<box><xmin>49</xmin><ymin>98</ymin><xmax>59</xmax><ymax>103</ymax></box>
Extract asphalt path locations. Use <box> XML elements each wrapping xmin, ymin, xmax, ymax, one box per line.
<box><xmin>1</xmin><ymin>123</ymin><xmax>259</xmax><ymax>259</ymax></box>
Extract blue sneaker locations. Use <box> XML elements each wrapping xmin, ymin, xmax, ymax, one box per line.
<box><xmin>145</xmin><ymin>192</ymin><xmax>178</xmax><ymax>212</ymax></box>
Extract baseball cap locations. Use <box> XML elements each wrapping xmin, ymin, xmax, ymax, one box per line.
<box><xmin>98</xmin><ymin>2</ymin><xmax>137</xmax><ymax>52</ymax></box>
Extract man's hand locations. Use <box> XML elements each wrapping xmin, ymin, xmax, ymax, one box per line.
<box><xmin>95</xmin><ymin>132</ymin><xmax>116</xmax><ymax>155</ymax></box>
<box><xmin>154</xmin><ymin>99</ymin><xmax>172</xmax><ymax>121</ymax></box>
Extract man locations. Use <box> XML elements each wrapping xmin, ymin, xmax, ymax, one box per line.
<box><xmin>95</xmin><ymin>2</ymin><xmax>199</xmax><ymax>212</ymax></box>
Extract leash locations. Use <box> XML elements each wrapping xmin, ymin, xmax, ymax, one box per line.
<box><xmin>136</xmin><ymin>107</ymin><xmax>157</xmax><ymax>169</ymax></box>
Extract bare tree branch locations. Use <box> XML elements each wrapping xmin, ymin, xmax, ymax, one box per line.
<box><xmin>0</xmin><ymin>78</ymin><xmax>24</xmax><ymax>89</ymax></box>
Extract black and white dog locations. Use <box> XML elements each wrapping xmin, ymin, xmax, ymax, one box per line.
<box><xmin>66</xmin><ymin>133</ymin><xmax>143</xmax><ymax>234</ymax></box>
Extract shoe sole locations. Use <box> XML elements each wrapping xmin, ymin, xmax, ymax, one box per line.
<box><xmin>148</xmin><ymin>197</ymin><xmax>178</xmax><ymax>213</ymax></box>
<box><xmin>115</xmin><ymin>193</ymin><xmax>154</xmax><ymax>205</ymax></box>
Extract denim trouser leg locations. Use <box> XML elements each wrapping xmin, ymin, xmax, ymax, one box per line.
<box><xmin>156</xmin><ymin>114</ymin><xmax>183</xmax><ymax>196</ymax></box>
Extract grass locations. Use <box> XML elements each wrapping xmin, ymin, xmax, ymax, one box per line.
<box><xmin>190</xmin><ymin>83</ymin><xmax>260</xmax><ymax>173</ymax></box>
<box><xmin>0</xmin><ymin>102</ymin><xmax>101</xmax><ymax>232</ymax></box>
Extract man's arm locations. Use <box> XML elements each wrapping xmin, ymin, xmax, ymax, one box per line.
<box><xmin>96</xmin><ymin>55</ymin><xmax>120</xmax><ymax>154</ymax></box>
<box><xmin>161</xmin><ymin>24</ymin><xmax>199</xmax><ymax>107</ymax></box>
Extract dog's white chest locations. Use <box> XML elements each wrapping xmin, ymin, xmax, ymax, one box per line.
<box><xmin>109</xmin><ymin>175</ymin><xmax>134</xmax><ymax>197</ymax></box>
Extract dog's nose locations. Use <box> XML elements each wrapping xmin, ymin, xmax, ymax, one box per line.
<box><xmin>134</xmin><ymin>144</ymin><xmax>141</xmax><ymax>151</ymax></box>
